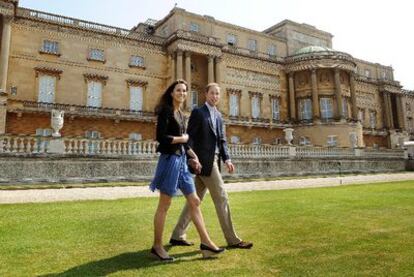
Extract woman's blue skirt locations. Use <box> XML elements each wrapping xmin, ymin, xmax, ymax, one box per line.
<box><xmin>149</xmin><ymin>154</ymin><xmax>195</xmax><ymax>196</ymax></box>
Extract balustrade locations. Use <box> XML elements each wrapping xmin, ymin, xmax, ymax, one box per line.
<box><xmin>0</xmin><ymin>135</ymin><xmax>406</xmax><ymax>159</ymax></box>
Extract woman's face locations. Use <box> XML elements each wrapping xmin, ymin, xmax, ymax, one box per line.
<box><xmin>171</xmin><ymin>83</ymin><xmax>187</xmax><ymax>106</ymax></box>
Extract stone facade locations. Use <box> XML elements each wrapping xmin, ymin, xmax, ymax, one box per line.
<box><xmin>1</xmin><ymin>1</ymin><xmax>413</xmax><ymax>148</ymax></box>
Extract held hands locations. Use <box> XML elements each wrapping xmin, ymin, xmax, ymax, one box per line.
<box><xmin>225</xmin><ymin>160</ymin><xmax>235</xmax><ymax>174</ymax></box>
<box><xmin>188</xmin><ymin>158</ymin><xmax>202</xmax><ymax>174</ymax></box>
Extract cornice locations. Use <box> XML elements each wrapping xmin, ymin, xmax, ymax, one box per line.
<box><xmin>285</xmin><ymin>58</ymin><xmax>356</xmax><ymax>73</ymax></box>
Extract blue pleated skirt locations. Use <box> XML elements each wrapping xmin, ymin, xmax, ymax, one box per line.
<box><xmin>149</xmin><ymin>153</ymin><xmax>195</xmax><ymax>196</ymax></box>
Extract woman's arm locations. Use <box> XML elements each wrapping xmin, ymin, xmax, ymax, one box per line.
<box><xmin>156</xmin><ymin>108</ymin><xmax>188</xmax><ymax>145</ymax></box>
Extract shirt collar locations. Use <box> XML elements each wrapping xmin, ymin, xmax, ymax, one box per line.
<box><xmin>205</xmin><ymin>102</ymin><xmax>217</xmax><ymax>113</ymax></box>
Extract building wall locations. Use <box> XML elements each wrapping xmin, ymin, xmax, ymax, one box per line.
<box><xmin>6</xmin><ymin>112</ymin><xmax>155</xmax><ymax>139</ymax></box>
<box><xmin>8</xmin><ymin>19</ymin><xmax>168</xmax><ymax>112</ymax></box>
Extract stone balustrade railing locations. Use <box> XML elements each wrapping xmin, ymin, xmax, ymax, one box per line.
<box><xmin>0</xmin><ymin>135</ymin><xmax>407</xmax><ymax>159</ymax></box>
<box><xmin>0</xmin><ymin>136</ymin><xmax>158</xmax><ymax>156</ymax></box>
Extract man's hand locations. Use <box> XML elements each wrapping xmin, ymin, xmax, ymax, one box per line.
<box><xmin>188</xmin><ymin>158</ymin><xmax>202</xmax><ymax>174</ymax></box>
<box><xmin>225</xmin><ymin>160</ymin><xmax>235</xmax><ymax>174</ymax></box>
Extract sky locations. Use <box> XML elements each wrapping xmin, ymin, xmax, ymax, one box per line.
<box><xmin>19</xmin><ymin>0</ymin><xmax>414</xmax><ymax>90</ymax></box>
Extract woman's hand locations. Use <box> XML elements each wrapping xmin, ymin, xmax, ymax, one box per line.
<box><xmin>182</xmin><ymin>134</ymin><xmax>189</xmax><ymax>143</ymax></box>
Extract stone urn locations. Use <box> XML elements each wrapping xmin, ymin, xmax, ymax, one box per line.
<box><xmin>283</xmin><ymin>128</ymin><xmax>294</xmax><ymax>145</ymax></box>
<box><xmin>51</xmin><ymin>109</ymin><xmax>64</xmax><ymax>137</ymax></box>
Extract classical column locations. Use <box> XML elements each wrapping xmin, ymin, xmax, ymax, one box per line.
<box><xmin>311</xmin><ymin>69</ymin><xmax>320</xmax><ymax>121</ymax></box>
<box><xmin>288</xmin><ymin>72</ymin><xmax>296</xmax><ymax>121</ymax></box>
<box><xmin>387</xmin><ymin>93</ymin><xmax>395</xmax><ymax>129</ymax></box>
<box><xmin>0</xmin><ymin>16</ymin><xmax>12</xmax><ymax>94</ymax></box>
<box><xmin>349</xmin><ymin>73</ymin><xmax>358</xmax><ymax>121</ymax></box>
<box><xmin>215</xmin><ymin>56</ymin><xmax>226</xmax><ymax>112</ymax></box>
<box><xmin>170</xmin><ymin>53</ymin><xmax>176</xmax><ymax>82</ymax></box>
<box><xmin>396</xmin><ymin>95</ymin><xmax>406</xmax><ymax>130</ymax></box>
<box><xmin>176</xmin><ymin>50</ymin><xmax>183</xmax><ymax>80</ymax></box>
<box><xmin>215</xmin><ymin>56</ymin><xmax>223</xmax><ymax>85</ymax></box>
<box><xmin>0</xmin><ymin>93</ymin><xmax>7</xmax><ymax>134</ymax></box>
<box><xmin>185</xmin><ymin>51</ymin><xmax>192</xmax><ymax>110</ymax></box>
<box><xmin>383</xmin><ymin>92</ymin><xmax>392</xmax><ymax>128</ymax></box>
<box><xmin>208</xmin><ymin>55</ymin><xmax>215</xmax><ymax>83</ymax></box>
<box><xmin>334</xmin><ymin>69</ymin><xmax>344</xmax><ymax>120</ymax></box>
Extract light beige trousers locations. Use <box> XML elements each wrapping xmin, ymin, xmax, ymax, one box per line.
<box><xmin>171</xmin><ymin>158</ymin><xmax>241</xmax><ymax>245</ymax></box>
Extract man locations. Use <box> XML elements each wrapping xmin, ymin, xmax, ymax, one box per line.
<box><xmin>169</xmin><ymin>83</ymin><xmax>253</xmax><ymax>249</ymax></box>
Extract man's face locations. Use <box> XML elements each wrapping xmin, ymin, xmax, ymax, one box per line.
<box><xmin>205</xmin><ymin>85</ymin><xmax>221</xmax><ymax>107</ymax></box>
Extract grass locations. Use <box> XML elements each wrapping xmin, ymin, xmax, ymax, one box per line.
<box><xmin>0</xmin><ymin>181</ymin><xmax>413</xmax><ymax>276</ymax></box>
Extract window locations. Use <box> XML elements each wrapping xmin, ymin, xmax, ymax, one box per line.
<box><xmin>227</xmin><ymin>34</ymin><xmax>237</xmax><ymax>46</ymax></box>
<box><xmin>38</xmin><ymin>75</ymin><xmax>56</xmax><ymax>103</ymax></box>
<box><xmin>230</xmin><ymin>136</ymin><xmax>240</xmax><ymax>144</ymax></box>
<box><xmin>190</xmin><ymin>22</ymin><xmax>199</xmax><ymax>32</ymax></box>
<box><xmin>160</xmin><ymin>26</ymin><xmax>169</xmax><ymax>37</ymax></box>
<box><xmin>320</xmin><ymin>98</ymin><xmax>333</xmax><ymax>119</ymax></box>
<box><xmin>87</xmin><ymin>81</ymin><xmax>102</xmax><ymax>107</ymax></box>
<box><xmin>41</xmin><ymin>40</ymin><xmax>59</xmax><ymax>55</ymax></box>
<box><xmin>267</xmin><ymin>44</ymin><xmax>277</xmax><ymax>56</ymax></box>
<box><xmin>251</xmin><ymin>95</ymin><xmax>260</xmax><ymax>118</ymax></box>
<box><xmin>406</xmin><ymin>103</ymin><xmax>411</xmax><ymax>112</ymax></box>
<box><xmin>85</xmin><ymin>130</ymin><xmax>101</xmax><ymax>139</ymax></box>
<box><xmin>130</xmin><ymin>86</ymin><xmax>143</xmax><ymax>111</ymax></box>
<box><xmin>229</xmin><ymin>94</ymin><xmax>239</xmax><ymax>116</ymax></box>
<box><xmin>369</xmin><ymin>111</ymin><xmax>376</xmax><ymax>129</ymax></box>
<box><xmin>327</xmin><ymin>135</ymin><xmax>338</xmax><ymax>147</ymax></box>
<box><xmin>358</xmin><ymin>109</ymin><xmax>365</xmax><ymax>122</ymax></box>
<box><xmin>252</xmin><ymin>137</ymin><xmax>262</xmax><ymax>145</ymax></box>
<box><xmin>36</xmin><ymin>128</ymin><xmax>53</xmax><ymax>137</ymax></box>
<box><xmin>247</xmin><ymin>39</ymin><xmax>257</xmax><ymax>51</ymax></box>
<box><xmin>382</xmin><ymin>71</ymin><xmax>388</xmax><ymax>80</ymax></box>
<box><xmin>88</xmin><ymin>48</ymin><xmax>105</xmax><ymax>62</ymax></box>
<box><xmin>85</xmin><ymin>131</ymin><xmax>101</xmax><ymax>154</ymax></box>
<box><xmin>35</xmin><ymin>128</ymin><xmax>52</xmax><ymax>151</ymax></box>
<box><xmin>191</xmin><ymin>91</ymin><xmax>198</xmax><ymax>109</ymax></box>
<box><xmin>342</xmin><ymin>98</ymin><xmax>349</xmax><ymax>118</ymax></box>
<box><xmin>129</xmin><ymin>55</ymin><xmax>145</xmax><ymax>67</ymax></box>
<box><xmin>299</xmin><ymin>98</ymin><xmax>312</xmax><ymax>120</ymax></box>
<box><xmin>299</xmin><ymin>136</ymin><xmax>311</xmax><ymax>146</ymax></box>
<box><xmin>129</xmin><ymin>133</ymin><xmax>142</xmax><ymax>141</ymax></box>
<box><xmin>364</xmin><ymin>69</ymin><xmax>371</xmax><ymax>78</ymax></box>
<box><xmin>271</xmin><ymin>98</ymin><xmax>280</xmax><ymax>120</ymax></box>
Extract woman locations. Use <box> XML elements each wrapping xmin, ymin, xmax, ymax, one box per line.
<box><xmin>150</xmin><ymin>79</ymin><xmax>224</xmax><ymax>261</ymax></box>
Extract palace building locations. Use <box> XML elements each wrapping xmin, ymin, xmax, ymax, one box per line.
<box><xmin>1</xmin><ymin>0</ymin><xmax>413</xmax><ymax>149</ymax></box>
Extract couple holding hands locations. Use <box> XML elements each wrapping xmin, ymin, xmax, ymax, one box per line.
<box><xmin>149</xmin><ymin>80</ymin><xmax>253</xmax><ymax>261</ymax></box>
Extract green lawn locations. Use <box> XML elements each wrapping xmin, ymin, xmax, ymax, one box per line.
<box><xmin>1</xmin><ymin>182</ymin><xmax>413</xmax><ymax>276</ymax></box>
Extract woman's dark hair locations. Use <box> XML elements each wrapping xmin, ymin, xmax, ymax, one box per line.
<box><xmin>155</xmin><ymin>79</ymin><xmax>188</xmax><ymax>114</ymax></box>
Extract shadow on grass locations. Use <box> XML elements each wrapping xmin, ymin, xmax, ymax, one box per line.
<box><xmin>40</xmin><ymin>247</ymin><xmax>203</xmax><ymax>276</ymax></box>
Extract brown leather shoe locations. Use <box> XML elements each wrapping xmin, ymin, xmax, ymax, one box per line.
<box><xmin>228</xmin><ymin>241</ymin><xmax>253</xmax><ymax>249</ymax></box>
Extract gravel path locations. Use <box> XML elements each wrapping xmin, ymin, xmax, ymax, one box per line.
<box><xmin>1</xmin><ymin>172</ymin><xmax>414</xmax><ymax>204</ymax></box>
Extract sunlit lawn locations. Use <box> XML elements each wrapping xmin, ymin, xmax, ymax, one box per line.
<box><xmin>1</xmin><ymin>181</ymin><xmax>413</xmax><ymax>276</ymax></box>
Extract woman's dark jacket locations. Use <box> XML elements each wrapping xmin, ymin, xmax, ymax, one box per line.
<box><xmin>155</xmin><ymin>107</ymin><xmax>188</xmax><ymax>155</ymax></box>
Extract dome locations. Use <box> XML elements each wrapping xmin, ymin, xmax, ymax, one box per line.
<box><xmin>295</xmin><ymin>45</ymin><xmax>334</xmax><ymax>55</ymax></box>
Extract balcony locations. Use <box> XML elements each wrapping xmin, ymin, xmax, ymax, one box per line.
<box><xmin>7</xmin><ymin>100</ymin><xmax>156</xmax><ymax>122</ymax></box>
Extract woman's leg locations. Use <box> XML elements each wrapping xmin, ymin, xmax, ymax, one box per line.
<box><xmin>185</xmin><ymin>193</ymin><xmax>219</xmax><ymax>250</ymax></box>
<box><xmin>153</xmin><ymin>192</ymin><xmax>172</xmax><ymax>258</ymax></box>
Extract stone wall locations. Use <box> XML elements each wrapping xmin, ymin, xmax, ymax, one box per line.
<box><xmin>0</xmin><ymin>154</ymin><xmax>406</xmax><ymax>185</ymax></box>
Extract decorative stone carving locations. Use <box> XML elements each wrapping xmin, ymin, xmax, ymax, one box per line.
<box><xmin>51</xmin><ymin>109</ymin><xmax>64</xmax><ymax>137</ymax></box>
<box><xmin>226</xmin><ymin>67</ymin><xmax>280</xmax><ymax>90</ymax></box>
<box><xmin>283</xmin><ymin>128</ymin><xmax>294</xmax><ymax>145</ymax></box>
